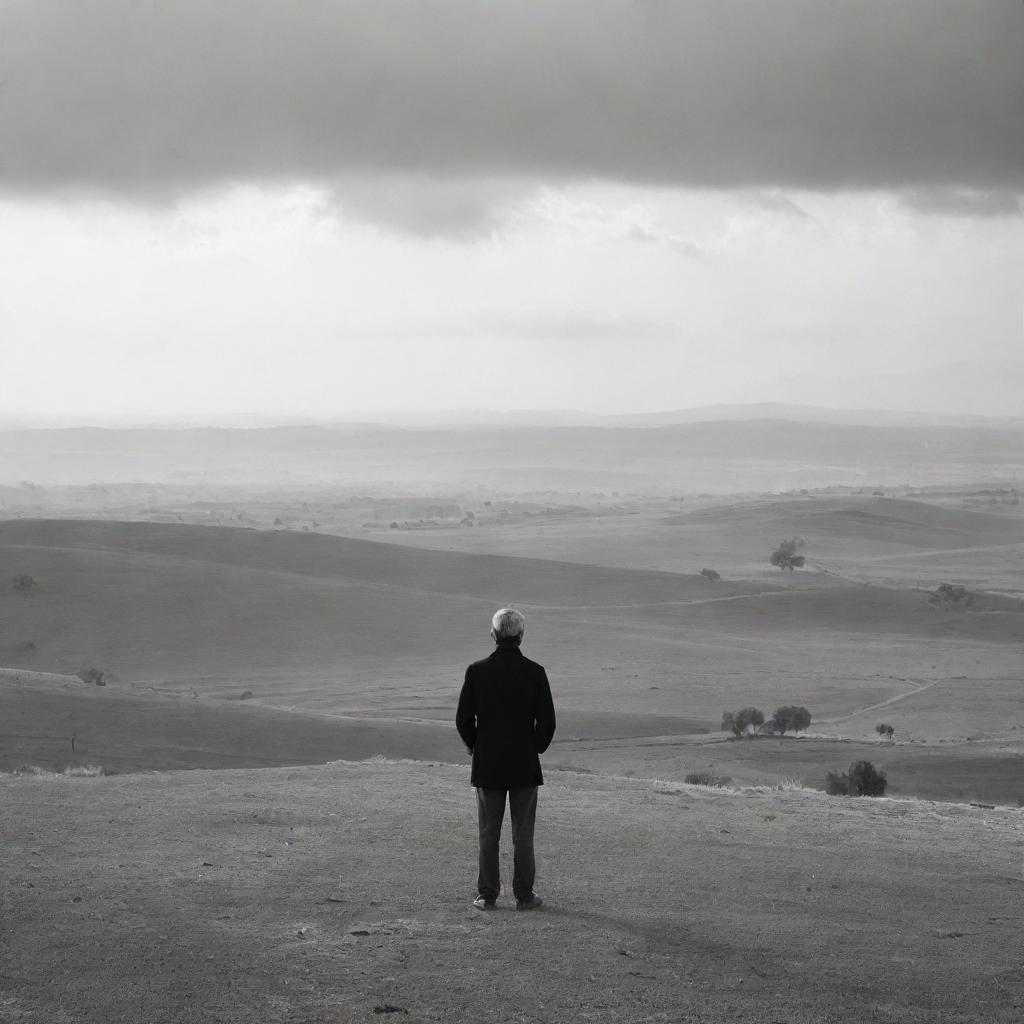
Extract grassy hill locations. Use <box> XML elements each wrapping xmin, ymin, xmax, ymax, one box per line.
<box><xmin>2</xmin><ymin>517</ymin><xmax>1021</xmax><ymax>751</ymax></box>
<box><xmin>3</xmin><ymin>760</ymin><xmax>1022</xmax><ymax>1023</ymax></box>
<box><xmin>372</xmin><ymin>494</ymin><xmax>1024</xmax><ymax>593</ymax></box>
<box><xmin>4</xmin><ymin>669</ymin><xmax>1023</xmax><ymax>804</ymax></box>
<box><xmin>0</xmin><ymin>671</ymin><xmax>464</xmax><ymax>774</ymax></box>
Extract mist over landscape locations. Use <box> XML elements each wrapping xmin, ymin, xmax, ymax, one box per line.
<box><xmin>3</xmin><ymin>2</ymin><xmax>1023</xmax><ymax>1022</ymax></box>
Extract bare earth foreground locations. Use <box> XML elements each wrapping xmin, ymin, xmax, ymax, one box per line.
<box><xmin>3</xmin><ymin>761</ymin><xmax>1023</xmax><ymax>1024</ymax></box>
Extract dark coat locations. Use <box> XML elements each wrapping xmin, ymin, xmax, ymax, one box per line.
<box><xmin>456</xmin><ymin>640</ymin><xmax>556</xmax><ymax>789</ymax></box>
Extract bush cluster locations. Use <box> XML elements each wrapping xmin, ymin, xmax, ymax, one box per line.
<box><xmin>770</xmin><ymin>538</ymin><xmax>805</xmax><ymax>571</ymax></box>
<box><xmin>826</xmin><ymin>760</ymin><xmax>887</xmax><ymax>797</ymax></box>
<box><xmin>928</xmin><ymin>583</ymin><xmax>974</xmax><ymax>608</ymax></box>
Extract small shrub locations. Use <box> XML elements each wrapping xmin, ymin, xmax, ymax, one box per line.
<box><xmin>875</xmin><ymin>723</ymin><xmax>895</xmax><ymax>740</ymax></box>
<box><xmin>684</xmin><ymin>770</ymin><xmax>731</xmax><ymax>788</ymax></box>
<box><xmin>848</xmin><ymin>760</ymin><xmax>887</xmax><ymax>796</ymax></box>
<box><xmin>825</xmin><ymin>771</ymin><xmax>850</xmax><ymax>796</ymax></box>
<box><xmin>699</xmin><ymin>568</ymin><xmax>721</xmax><ymax>581</ymax></box>
<box><xmin>77</xmin><ymin>667</ymin><xmax>106</xmax><ymax>686</ymax></box>
<box><xmin>770</xmin><ymin>538</ymin><xmax>806</xmax><ymax>571</ymax></box>
<box><xmin>12</xmin><ymin>574</ymin><xmax>38</xmax><ymax>598</ymax></box>
<box><xmin>929</xmin><ymin>583</ymin><xmax>974</xmax><ymax>608</ymax></box>
<box><xmin>827</xmin><ymin>760</ymin><xmax>887</xmax><ymax>797</ymax></box>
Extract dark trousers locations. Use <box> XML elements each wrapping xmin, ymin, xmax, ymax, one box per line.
<box><xmin>476</xmin><ymin>786</ymin><xmax>538</xmax><ymax>903</ymax></box>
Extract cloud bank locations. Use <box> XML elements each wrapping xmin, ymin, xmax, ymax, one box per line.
<box><xmin>2</xmin><ymin>1</ymin><xmax>1021</xmax><ymax>198</ymax></box>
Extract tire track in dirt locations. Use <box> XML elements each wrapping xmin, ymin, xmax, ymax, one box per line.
<box><xmin>820</xmin><ymin>677</ymin><xmax>942</xmax><ymax>725</ymax></box>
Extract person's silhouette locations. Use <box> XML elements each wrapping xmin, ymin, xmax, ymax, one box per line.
<box><xmin>456</xmin><ymin>607</ymin><xmax>556</xmax><ymax>910</ymax></box>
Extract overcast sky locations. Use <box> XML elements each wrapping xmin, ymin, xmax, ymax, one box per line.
<box><xmin>1</xmin><ymin>0</ymin><xmax>1021</xmax><ymax>424</ymax></box>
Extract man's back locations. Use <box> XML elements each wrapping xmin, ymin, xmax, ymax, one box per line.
<box><xmin>456</xmin><ymin>639</ymin><xmax>556</xmax><ymax>789</ymax></box>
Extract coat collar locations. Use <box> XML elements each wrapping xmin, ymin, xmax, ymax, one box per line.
<box><xmin>492</xmin><ymin>638</ymin><xmax>523</xmax><ymax>654</ymax></box>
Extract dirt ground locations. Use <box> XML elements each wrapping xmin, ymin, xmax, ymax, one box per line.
<box><xmin>3</xmin><ymin>760</ymin><xmax>1024</xmax><ymax>1024</ymax></box>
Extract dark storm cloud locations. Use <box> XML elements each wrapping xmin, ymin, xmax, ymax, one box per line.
<box><xmin>1</xmin><ymin>1</ymin><xmax>1021</xmax><ymax>198</ymax></box>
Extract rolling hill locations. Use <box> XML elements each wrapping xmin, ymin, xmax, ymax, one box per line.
<box><xmin>2</xmin><ymin>517</ymin><xmax>1022</xmax><ymax>780</ymax></box>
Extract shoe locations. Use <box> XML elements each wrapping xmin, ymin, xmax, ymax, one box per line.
<box><xmin>472</xmin><ymin>896</ymin><xmax>496</xmax><ymax>910</ymax></box>
<box><xmin>515</xmin><ymin>895</ymin><xmax>543</xmax><ymax>911</ymax></box>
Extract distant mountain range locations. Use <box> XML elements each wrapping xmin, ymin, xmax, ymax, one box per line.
<box><xmin>3</xmin><ymin>360</ymin><xmax>1022</xmax><ymax>432</ymax></box>
<box><xmin>2</xmin><ymin>413</ymin><xmax>1023</xmax><ymax>492</ymax></box>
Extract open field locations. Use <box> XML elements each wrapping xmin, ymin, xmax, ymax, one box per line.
<box><xmin>5</xmin><ymin>671</ymin><xmax>1024</xmax><ymax>805</ymax></box>
<box><xmin>2</xmin><ymin>507</ymin><xmax>1022</xmax><ymax>802</ymax></box>
<box><xmin>349</xmin><ymin>494</ymin><xmax>1024</xmax><ymax>595</ymax></box>
<box><xmin>0</xmin><ymin>671</ymin><xmax>463</xmax><ymax>774</ymax></box>
<box><xmin>3</xmin><ymin>759</ymin><xmax>1024</xmax><ymax>1023</ymax></box>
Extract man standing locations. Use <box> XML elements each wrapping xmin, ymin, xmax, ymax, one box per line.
<box><xmin>456</xmin><ymin>608</ymin><xmax>556</xmax><ymax>911</ymax></box>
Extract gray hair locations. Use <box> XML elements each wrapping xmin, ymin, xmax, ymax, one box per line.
<box><xmin>491</xmin><ymin>607</ymin><xmax>526</xmax><ymax>641</ymax></box>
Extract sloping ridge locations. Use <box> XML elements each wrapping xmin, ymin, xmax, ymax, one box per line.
<box><xmin>667</xmin><ymin>495</ymin><xmax>1023</xmax><ymax>549</ymax></box>
<box><xmin>0</xmin><ymin>517</ymin><xmax>778</xmax><ymax>606</ymax></box>
<box><xmin>2</xmin><ymin>518</ymin><xmax>1020</xmax><ymax>692</ymax></box>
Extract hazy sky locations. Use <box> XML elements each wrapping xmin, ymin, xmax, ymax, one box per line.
<box><xmin>1</xmin><ymin>1</ymin><xmax>1021</xmax><ymax>423</ymax></box>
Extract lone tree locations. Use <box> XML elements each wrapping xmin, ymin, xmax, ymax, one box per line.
<box><xmin>770</xmin><ymin>538</ymin><xmax>805</xmax><ymax>571</ymax></box>
<box><xmin>875</xmin><ymin>723</ymin><xmax>895</xmax><ymax>740</ymax></box>
<box><xmin>826</xmin><ymin>760</ymin><xmax>887</xmax><ymax>797</ymax></box>
<box><xmin>12</xmin><ymin>574</ymin><xmax>37</xmax><ymax>599</ymax></box>
<box><xmin>768</xmin><ymin>705</ymin><xmax>812</xmax><ymax>735</ymax></box>
<box><xmin>721</xmin><ymin>706</ymin><xmax>765</xmax><ymax>738</ymax></box>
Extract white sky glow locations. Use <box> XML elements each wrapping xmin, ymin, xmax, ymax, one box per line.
<box><xmin>2</xmin><ymin>184</ymin><xmax>1020</xmax><ymax>423</ymax></box>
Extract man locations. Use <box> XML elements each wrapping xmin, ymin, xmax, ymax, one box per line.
<box><xmin>456</xmin><ymin>607</ymin><xmax>556</xmax><ymax>911</ymax></box>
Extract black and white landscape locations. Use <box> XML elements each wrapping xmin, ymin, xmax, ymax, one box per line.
<box><xmin>2</xmin><ymin>3</ymin><xmax>1022</xmax><ymax>1022</ymax></box>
